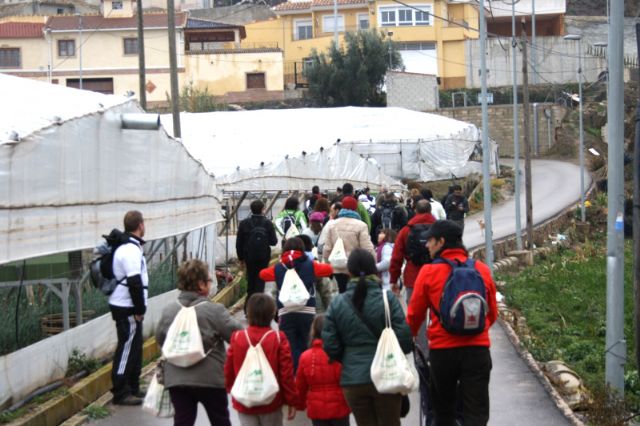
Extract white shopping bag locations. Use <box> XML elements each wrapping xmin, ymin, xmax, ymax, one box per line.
<box><xmin>370</xmin><ymin>291</ymin><xmax>418</xmax><ymax>394</ymax></box>
<box><xmin>142</xmin><ymin>375</ymin><xmax>174</xmax><ymax>418</ymax></box>
<box><xmin>231</xmin><ymin>330</ymin><xmax>280</xmax><ymax>407</ymax></box>
<box><xmin>284</xmin><ymin>223</ymin><xmax>300</xmax><ymax>240</ymax></box>
<box><xmin>162</xmin><ymin>301</ymin><xmax>207</xmax><ymax>367</ymax></box>
<box><xmin>278</xmin><ymin>268</ymin><xmax>310</xmax><ymax>308</ymax></box>
<box><xmin>328</xmin><ymin>237</ymin><xmax>348</xmax><ymax>269</ymax></box>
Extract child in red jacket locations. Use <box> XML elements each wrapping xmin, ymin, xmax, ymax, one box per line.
<box><xmin>224</xmin><ymin>294</ymin><xmax>299</xmax><ymax>426</ymax></box>
<box><xmin>295</xmin><ymin>315</ymin><xmax>351</xmax><ymax>426</ymax></box>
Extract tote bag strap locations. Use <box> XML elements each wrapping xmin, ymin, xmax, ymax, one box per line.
<box><xmin>243</xmin><ymin>329</ymin><xmax>279</xmax><ymax>348</ymax></box>
<box><xmin>382</xmin><ymin>290</ymin><xmax>392</xmax><ymax>329</ymax></box>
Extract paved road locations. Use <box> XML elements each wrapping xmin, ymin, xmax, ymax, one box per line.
<box><xmin>93</xmin><ymin>159</ymin><xmax>585</xmax><ymax>426</ymax></box>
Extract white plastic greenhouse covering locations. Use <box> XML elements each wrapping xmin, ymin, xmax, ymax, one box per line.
<box><xmin>161</xmin><ymin>106</ymin><xmax>491</xmax><ymax>184</ymax></box>
<box><xmin>0</xmin><ymin>75</ymin><xmax>222</xmax><ymax>265</ymax></box>
<box><xmin>216</xmin><ymin>145</ymin><xmax>404</xmax><ymax>192</ymax></box>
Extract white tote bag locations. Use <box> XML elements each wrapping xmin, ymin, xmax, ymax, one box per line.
<box><xmin>230</xmin><ymin>330</ymin><xmax>280</xmax><ymax>407</ymax></box>
<box><xmin>370</xmin><ymin>291</ymin><xmax>419</xmax><ymax>394</ymax></box>
<box><xmin>142</xmin><ymin>374</ymin><xmax>174</xmax><ymax>418</ymax></box>
<box><xmin>161</xmin><ymin>301</ymin><xmax>207</xmax><ymax>367</ymax></box>
<box><xmin>328</xmin><ymin>237</ymin><xmax>348</xmax><ymax>269</ymax></box>
<box><xmin>278</xmin><ymin>268</ymin><xmax>310</xmax><ymax>308</ymax></box>
<box><xmin>284</xmin><ymin>222</ymin><xmax>300</xmax><ymax>240</ymax></box>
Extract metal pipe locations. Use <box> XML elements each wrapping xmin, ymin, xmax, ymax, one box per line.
<box><xmin>578</xmin><ymin>40</ymin><xmax>585</xmax><ymax>222</ymax></box>
<box><xmin>333</xmin><ymin>0</ymin><xmax>338</xmax><ymax>47</ymax></box>
<box><xmin>605</xmin><ymin>0</ymin><xmax>625</xmax><ymax>395</ymax></box>
<box><xmin>512</xmin><ymin>0</ymin><xmax>522</xmax><ymax>250</ymax></box>
<box><xmin>479</xmin><ymin>0</ymin><xmax>493</xmax><ymax>273</ymax></box>
<box><xmin>121</xmin><ymin>113</ymin><xmax>160</xmax><ymax>130</ymax></box>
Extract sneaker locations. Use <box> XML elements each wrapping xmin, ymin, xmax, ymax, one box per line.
<box><xmin>113</xmin><ymin>395</ymin><xmax>143</xmax><ymax>406</ymax></box>
<box><xmin>131</xmin><ymin>389</ymin><xmax>147</xmax><ymax>398</ymax></box>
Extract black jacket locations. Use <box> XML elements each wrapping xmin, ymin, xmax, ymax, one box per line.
<box><xmin>444</xmin><ymin>194</ymin><xmax>469</xmax><ymax>221</ymax></box>
<box><xmin>235</xmin><ymin>214</ymin><xmax>278</xmax><ymax>261</ymax></box>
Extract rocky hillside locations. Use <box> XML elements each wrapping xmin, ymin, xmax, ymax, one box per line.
<box><xmin>567</xmin><ymin>0</ymin><xmax>638</xmax><ymax>17</ymax></box>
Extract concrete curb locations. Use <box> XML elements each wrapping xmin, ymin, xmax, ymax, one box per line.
<box><xmin>9</xmin><ymin>274</ymin><xmax>245</xmax><ymax>426</ymax></box>
<box><xmin>498</xmin><ymin>319</ymin><xmax>586</xmax><ymax>426</ymax></box>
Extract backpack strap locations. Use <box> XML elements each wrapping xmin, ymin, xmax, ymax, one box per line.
<box><xmin>243</xmin><ymin>329</ymin><xmax>280</xmax><ymax>348</ymax></box>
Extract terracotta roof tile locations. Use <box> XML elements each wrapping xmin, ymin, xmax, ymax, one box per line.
<box><xmin>273</xmin><ymin>1</ymin><xmax>311</xmax><ymax>12</ymax></box>
<box><xmin>46</xmin><ymin>12</ymin><xmax>187</xmax><ymax>31</ymax></box>
<box><xmin>0</xmin><ymin>22</ymin><xmax>44</xmax><ymax>38</ymax></box>
<box><xmin>273</xmin><ymin>0</ymin><xmax>366</xmax><ymax>12</ymax></box>
<box><xmin>312</xmin><ymin>0</ymin><xmax>367</xmax><ymax>6</ymax></box>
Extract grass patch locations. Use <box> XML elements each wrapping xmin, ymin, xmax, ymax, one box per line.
<box><xmin>83</xmin><ymin>405</ymin><xmax>110</xmax><ymax>420</ymax></box>
<box><xmin>499</xmin><ymin>238</ymin><xmax>639</xmax><ymax>415</ymax></box>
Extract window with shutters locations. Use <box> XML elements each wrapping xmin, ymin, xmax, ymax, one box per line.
<box><xmin>123</xmin><ymin>38</ymin><xmax>138</xmax><ymax>55</ymax></box>
<box><xmin>246</xmin><ymin>72</ymin><xmax>266</xmax><ymax>89</ymax></box>
<box><xmin>0</xmin><ymin>48</ymin><xmax>20</xmax><ymax>68</ymax></box>
<box><xmin>58</xmin><ymin>39</ymin><xmax>75</xmax><ymax>57</ymax></box>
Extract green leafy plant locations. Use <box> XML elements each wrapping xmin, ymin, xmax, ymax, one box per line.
<box><xmin>82</xmin><ymin>405</ymin><xmax>110</xmax><ymax>420</ymax></box>
<box><xmin>66</xmin><ymin>349</ymin><xmax>101</xmax><ymax>377</ymax></box>
<box><xmin>304</xmin><ymin>30</ymin><xmax>402</xmax><ymax>106</ymax></box>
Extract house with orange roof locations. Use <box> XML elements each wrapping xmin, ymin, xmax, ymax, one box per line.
<box><xmin>240</xmin><ymin>0</ymin><xmax>480</xmax><ymax>89</ymax></box>
<box><xmin>0</xmin><ymin>0</ymin><xmax>284</xmax><ymax>106</ymax></box>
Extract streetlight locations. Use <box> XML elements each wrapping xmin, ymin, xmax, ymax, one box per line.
<box><xmin>564</xmin><ymin>33</ymin><xmax>585</xmax><ymax>222</ymax></box>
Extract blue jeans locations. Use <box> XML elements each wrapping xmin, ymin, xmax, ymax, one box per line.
<box><xmin>278</xmin><ymin>312</ymin><xmax>314</xmax><ymax>372</ymax></box>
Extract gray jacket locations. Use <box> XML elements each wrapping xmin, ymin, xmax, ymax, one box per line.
<box><xmin>156</xmin><ymin>291</ymin><xmax>243</xmax><ymax>389</ymax></box>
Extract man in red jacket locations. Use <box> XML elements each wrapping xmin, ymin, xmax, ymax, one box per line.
<box><xmin>389</xmin><ymin>199</ymin><xmax>435</xmax><ymax>351</ymax></box>
<box><xmin>407</xmin><ymin>220</ymin><xmax>497</xmax><ymax>426</ymax></box>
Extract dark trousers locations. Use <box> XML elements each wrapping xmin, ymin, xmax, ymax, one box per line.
<box><xmin>244</xmin><ymin>257</ymin><xmax>270</xmax><ymax>312</ymax></box>
<box><xmin>334</xmin><ymin>273</ymin><xmax>349</xmax><ymax>294</ymax></box>
<box><xmin>110</xmin><ymin>307</ymin><xmax>143</xmax><ymax>402</ymax></box>
<box><xmin>168</xmin><ymin>386</ymin><xmax>231</xmax><ymax>426</ymax></box>
<box><xmin>452</xmin><ymin>219</ymin><xmax>465</xmax><ymax>235</ymax></box>
<box><xmin>278</xmin><ymin>312</ymin><xmax>314</xmax><ymax>372</ymax></box>
<box><xmin>311</xmin><ymin>416</ymin><xmax>350</xmax><ymax>426</ymax></box>
<box><xmin>342</xmin><ymin>383</ymin><xmax>402</xmax><ymax>426</ymax></box>
<box><xmin>429</xmin><ymin>346</ymin><xmax>492</xmax><ymax>426</ymax></box>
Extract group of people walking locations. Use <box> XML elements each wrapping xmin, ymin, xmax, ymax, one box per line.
<box><xmin>107</xmin><ymin>178</ymin><xmax>491</xmax><ymax>426</ymax></box>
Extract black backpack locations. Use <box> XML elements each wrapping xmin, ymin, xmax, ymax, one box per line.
<box><xmin>282</xmin><ymin>213</ymin><xmax>297</xmax><ymax>235</ymax></box>
<box><xmin>90</xmin><ymin>229</ymin><xmax>130</xmax><ymax>296</ymax></box>
<box><xmin>405</xmin><ymin>224</ymin><xmax>432</xmax><ymax>266</ymax></box>
<box><xmin>246</xmin><ymin>219</ymin><xmax>271</xmax><ymax>261</ymax></box>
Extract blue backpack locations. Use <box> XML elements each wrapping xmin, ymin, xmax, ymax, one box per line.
<box><xmin>433</xmin><ymin>258</ymin><xmax>488</xmax><ymax>335</ymax></box>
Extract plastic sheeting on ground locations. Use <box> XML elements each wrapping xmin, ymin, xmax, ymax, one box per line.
<box><xmin>0</xmin><ymin>75</ymin><xmax>223</xmax><ymax>265</ymax></box>
<box><xmin>161</xmin><ymin>106</ymin><xmax>484</xmax><ymax>183</ymax></box>
<box><xmin>217</xmin><ymin>145</ymin><xmax>404</xmax><ymax>192</ymax></box>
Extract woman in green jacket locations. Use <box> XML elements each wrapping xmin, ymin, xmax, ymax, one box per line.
<box><xmin>274</xmin><ymin>197</ymin><xmax>308</xmax><ymax>238</ymax></box>
<box><xmin>322</xmin><ymin>249</ymin><xmax>413</xmax><ymax>426</ymax></box>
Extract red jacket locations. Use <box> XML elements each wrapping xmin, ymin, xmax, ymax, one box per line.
<box><xmin>295</xmin><ymin>339</ymin><xmax>351</xmax><ymax>420</ymax></box>
<box><xmin>224</xmin><ymin>326</ymin><xmax>299</xmax><ymax>414</ymax></box>
<box><xmin>259</xmin><ymin>251</ymin><xmax>334</xmax><ymax>282</ymax></box>
<box><xmin>406</xmin><ymin>248</ymin><xmax>498</xmax><ymax>349</ymax></box>
<box><xmin>389</xmin><ymin>213</ymin><xmax>436</xmax><ymax>288</ymax></box>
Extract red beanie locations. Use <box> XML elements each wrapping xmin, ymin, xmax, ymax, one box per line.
<box><xmin>342</xmin><ymin>196</ymin><xmax>358</xmax><ymax>211</ymax></box>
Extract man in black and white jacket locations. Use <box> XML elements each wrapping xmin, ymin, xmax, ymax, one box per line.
<box><xmin>109</xmin><ymin>210</ymin><xmax>148</xmax><ymax>405</ymax></box>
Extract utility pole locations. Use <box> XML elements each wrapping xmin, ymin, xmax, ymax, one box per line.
<box><xmin>634</xmin><ymin>22</ymin><xmax>640</xmax><ymax>390</ymax></box>
<box><xmin>136</xmin><ymin>0</ymin><xmax>147</xmax><ymax>110</ymax></box>
<box><xmin>77</xmin><ymin>13</ymin><xmax>83</xmax><ymax>90</ymax></box>
<box><xmin>521</xmin><ymin>20</ymin><xmax>533</xmax><ymax>250</ymax></box>
<box><xmin>479</xmin><ymin>0</ymin><xmax>493</xmax><ymax>272</ymax></box>
<box><xmin>512</xmin><ymin>0</ymin><xmax>522</xmax><ymax>250</ymax></box>
<box><xmin>167</xmin><ymin>0</ymin><xmax>181</xmax><ymax>138</ymax></box>
<box><xmin>531</xmin><ymin>0</ymin><xmax>536</xmax><ymax>85</ymax></box>
<box><xmin>333</xmin><ymin>0</ymin><xmax>338</xmax><ymax>47</ymax></box>
<box><xmin>605</xmin><ymin>0</ymin><xmax>625</xmax><ymax>395</ymax></box>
